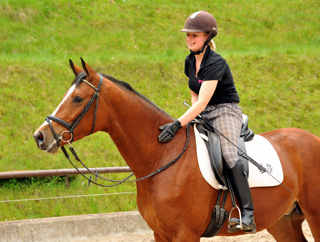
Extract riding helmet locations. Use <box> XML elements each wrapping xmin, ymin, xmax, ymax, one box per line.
<box><xmin>180</xmin><ymin>11</ymin><xmax>218</xmax><ymax>38</ymax></box>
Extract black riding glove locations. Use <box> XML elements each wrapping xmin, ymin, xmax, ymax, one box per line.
<box><xmin>158</xmin><ymin>120</ymin><xmax>182</xmax><ymax>143</ymax></box>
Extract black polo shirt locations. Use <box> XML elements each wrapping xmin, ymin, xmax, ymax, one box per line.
<box><xmin>184</xmin><ymin>47</ymin><xmax>240</xmax><ymax>105</ymax></box>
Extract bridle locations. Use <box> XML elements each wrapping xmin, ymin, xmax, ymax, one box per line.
<box><xmin>45</xmin><ymin>72</ymin><xmax>103</xmax><ymax>147</ymax></box>
<box><xmin>44</xmin><ymin>72</ymin><xmax>191</xmax><ymax>187</ymax></box>
<box><xmin>63</xmin><ymin>123</ymin><xmax>190</xmax><ymax>188</ymax></box>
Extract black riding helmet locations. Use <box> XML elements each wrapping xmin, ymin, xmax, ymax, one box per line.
<box><xmin>180</xmin><ymin>11</ymin><xmax>218</xmax><ymax>55</ymax></box>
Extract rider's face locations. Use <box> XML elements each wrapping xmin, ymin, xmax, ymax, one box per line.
<box><xmin>186</xmin><ymin>32</ymin><xmax>207</xmax><ymax>52</ymax></box>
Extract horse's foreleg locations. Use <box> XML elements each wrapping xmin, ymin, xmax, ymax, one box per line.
<box><xmin>266</xmin><ymin>208</ymin><xmax>307</xmax><ymax>242</ymax></box>
<box><xmin>154</xmin><ymin>232</ymin><xmax>170</xmax><ymax>242</ymax></box>
<box><xmin>173</xmin><ymin>235</ymin><xmax>200</xmax><ymax>242</ymax></box>
<box><xmin>154</xmin><ymin>231</ymin><xmax>201</xmax><ymax>242</ymax></box>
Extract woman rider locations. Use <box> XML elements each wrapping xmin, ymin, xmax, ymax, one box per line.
<box><xmin>158</xmin><ymin>10</ymin><xmax>256</xmax><ymax>234</ymax></box>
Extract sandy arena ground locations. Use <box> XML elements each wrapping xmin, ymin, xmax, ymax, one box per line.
<box><xmin>77</xmin><ymin>221</ymin><xmax>314</xmax><ymax>242</ymax></box>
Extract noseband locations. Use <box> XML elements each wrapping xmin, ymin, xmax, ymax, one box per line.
<box><xmin>45</xmin><ymin>73</ymin><xmax>103</xmax><ymax>147</ymax></box>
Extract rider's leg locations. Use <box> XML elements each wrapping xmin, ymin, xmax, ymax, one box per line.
<box><xmin>208</xmin><ymin>103</ymin><xmax>256</xmax><ymax>234</ymax></box>
<box><xmin>226</xmin><ymin>161</ymin><xmax>256</xmax><ymax>233</ymax></box>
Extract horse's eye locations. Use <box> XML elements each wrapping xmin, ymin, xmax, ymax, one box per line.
<box><xmin>73</xmin><ymin>96</ymin><xmax>84</xmax><ymax>103</ymax></box>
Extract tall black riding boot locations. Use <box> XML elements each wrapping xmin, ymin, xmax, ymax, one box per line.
<box><xmin>227</xmin><ymin>161</ymin><xmax>256</xmax><ymax>234</ymax></box>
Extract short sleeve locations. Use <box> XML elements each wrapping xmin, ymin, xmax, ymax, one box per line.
<box><xmin>202</xmin><ymin>58</ymin><xmax>227</xmax><ymax>81</ymax></box>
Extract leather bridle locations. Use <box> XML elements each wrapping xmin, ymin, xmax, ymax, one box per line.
<box><xmin>45</xmin><ymin>72</ymin><xmax>103</xmax><ymax>147</ymax></box>
<box><xmin>44</xmin><ymin>72</ymin><xmax>191</xmax><ymax>187</ymax></box>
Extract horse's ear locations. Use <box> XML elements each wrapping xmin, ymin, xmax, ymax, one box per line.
<box><xmin>80</xmin><ymin>57</ymin><xmax>99</xmax><ymax>82</ymax></box>
<box><xmin>69</xmin><ymin>59</ymin><xmax>83</xmax><ymax>76</ymax></box>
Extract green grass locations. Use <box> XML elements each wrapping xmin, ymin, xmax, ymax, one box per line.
<box><xmin>0</xmin><ymin>0</ymin><xmax>319</xmax><ymax>222</ymax></box>
<box><xmin>0</xmin><ymin>176</ymin><xmax>137</xmax><ymax>221</ymax></box>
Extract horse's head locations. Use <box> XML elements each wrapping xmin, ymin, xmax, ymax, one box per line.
<box><xmin>33</xmin><ymin>58</ymin><xmax>104</xmax><ymax>153</ymax></box>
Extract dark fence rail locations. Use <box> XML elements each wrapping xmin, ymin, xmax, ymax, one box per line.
<box><xmin>0</xmin><ymin>167</ymin><xmax>132</xmax><ymax>179</ymax></box>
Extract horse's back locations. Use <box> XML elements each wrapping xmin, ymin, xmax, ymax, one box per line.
<box><xmin>260</xmin><ymin>127</ymin><xmax>320</xmax><ymax>167</ymax></box>
<box><xmin>260</xmin><ymin>127</ymin><xmax>320</xmax><ymax>154</ymax></box>
<box><xmin>260</xmin><ymin>127</ymin><xmax>318</xmax><ymax>139</ymax></box>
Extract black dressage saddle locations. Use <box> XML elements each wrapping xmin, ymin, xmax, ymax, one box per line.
<box><xmin>195</xmin><ymin>114</ymin><xmax>254</xmax><ymax>187</ymax></box>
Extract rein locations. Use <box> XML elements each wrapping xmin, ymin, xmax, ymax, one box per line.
<box><xmin>45</xmin><ymin>72</ymin><xmax>191</xmax><ymax>187</ymax></box>
<box><xmin>61</xmin><ymin>123</ymin><xmax>190</xmax><ymax>187</ymax></box>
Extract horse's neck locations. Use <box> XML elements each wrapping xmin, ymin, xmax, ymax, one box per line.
<box><xmin>101</xmin><ymin>82</ymin><xmax>172</xmax><ymax>177</ymax></box>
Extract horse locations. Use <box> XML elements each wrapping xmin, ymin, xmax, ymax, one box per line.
<box><xmin>33</xmin><ymin>58</ymin><xmax>320</xmax><ymax>242</ymax></box>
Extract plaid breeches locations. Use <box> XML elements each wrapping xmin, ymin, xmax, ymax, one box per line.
<box><xmin>200</xmin><ymin>103</ymin><xmax>242</xmax><ymax>168</ymax></box>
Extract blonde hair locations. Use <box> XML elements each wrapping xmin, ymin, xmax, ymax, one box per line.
<box><xmin>208</xmin><ymin>39</ymin><xmax>216</xmax><ymax>51</ymax></box>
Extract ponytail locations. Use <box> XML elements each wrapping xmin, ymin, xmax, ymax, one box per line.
<box><xmin>208</xmin><ymin>39</ymin><xmax>216</xmax><ymax>51</ymax></box>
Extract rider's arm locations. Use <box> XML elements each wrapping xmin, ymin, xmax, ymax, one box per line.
<box><xmin>178</xmin><ymin>80</ymin><xmax>218</xmax><ymax>126</ymax></box>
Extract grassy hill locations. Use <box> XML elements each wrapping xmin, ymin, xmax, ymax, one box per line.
<box><xmin>0</xmin><ymin>0</ymin><xmax>319</xmax><ymax>221</ymax></box>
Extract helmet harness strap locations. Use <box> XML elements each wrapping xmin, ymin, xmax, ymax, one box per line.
<box><xmin>190</xmin><ymin>32</ymin><xmax>214</xmax><ymax>55</ymax></box>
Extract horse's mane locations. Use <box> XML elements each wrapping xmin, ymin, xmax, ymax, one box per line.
<box><xmin>71</xmin><ymin>72</ymin><xmax>171</xmax><ymax>118</ymax></box>
<box><xmin>101</xmin><ymin>73</ymin><xmax>171</xmax><ymax>118</ymax></box>
<box><xmin>101</xmin><ymin>73</ymin><xmax>136</xmax><ymax>95</ymax></box>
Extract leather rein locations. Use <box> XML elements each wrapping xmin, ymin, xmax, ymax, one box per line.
<box><xmin>45</xmin><ymin>73</ymin><xmax>191</xmax><ymax>187</ymax></box>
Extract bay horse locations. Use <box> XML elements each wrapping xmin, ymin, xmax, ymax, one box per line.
<box><xmin>33</xmin><ymin>59</ymin><xmax>320</xmax><ymax>242</ymax></box>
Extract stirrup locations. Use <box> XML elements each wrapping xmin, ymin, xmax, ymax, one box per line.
<box><xmin>227</xmin><ymin>205</ymin><xmax>242</xmax><ymax>233</ymax></box>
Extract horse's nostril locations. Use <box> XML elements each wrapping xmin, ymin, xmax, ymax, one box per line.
<box><xmin>34</xmin><ymin>131</ymin><xmax>44</xmax><ymax>145</ymax></box>
<box><xmin>38</xmin><ymin>132</ymin><xmax>44</xmax><ymax>142</ymax></box>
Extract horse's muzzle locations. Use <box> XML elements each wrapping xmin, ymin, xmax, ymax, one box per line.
<box><xmin>33</xmin><ymin>129</ymin><xmax>58</xmax><ymax>153</ymax></box>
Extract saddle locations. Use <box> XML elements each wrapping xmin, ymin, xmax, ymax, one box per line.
<box><xmin>194</xmin><ymin>114</ymin><xmax>254</xmax><ymax>237</ymax></box>
<box><xmin>195</xmin><ymin>114</ymin><xmax>254</xmax><ymax>187</ymax></box>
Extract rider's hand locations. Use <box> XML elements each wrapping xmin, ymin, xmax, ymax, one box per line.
<box><xmin>158</xmin><ymin>120</ymin><xmax>181</xmax><ymax>143</ymax></box>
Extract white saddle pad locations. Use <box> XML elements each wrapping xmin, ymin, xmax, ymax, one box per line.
<box><xmin>194</xmin><ymin>126</ymin><xmax>283</xmax><ymax>190</ymax></box>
